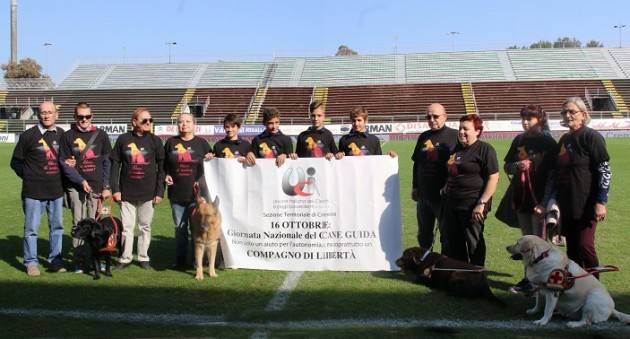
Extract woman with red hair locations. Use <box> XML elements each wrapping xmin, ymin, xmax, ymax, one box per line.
<box><xmin>442</xmin><ymin>114</ymin><xmax>499</xmax><ymax>266</ymax></box>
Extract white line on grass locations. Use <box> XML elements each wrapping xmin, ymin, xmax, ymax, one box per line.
<box><xmin>249</xmin><ymin>329</ymin><xmax>269</xmax><ymax>339</ymax></box>
<box><xmin>2</xmin><ymin>307</ymin><xmax>630</xmax><ymax>333</ymax></box>
<box><xmin>264</xmin><ymin>271</ymin><xmax>303</xmax><ymax>312</ymax></box>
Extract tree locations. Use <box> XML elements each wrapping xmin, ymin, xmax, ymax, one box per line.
<box><xmin>586</xmin><ymin>40</ymin><xmax>604</xmax><ymax>48</ymax></box>
<box><xmin>529</xmin><ymin>40</ymin><xmax>553</xmax><ymax>49</ymax></box>
<box><xmin>1</xmin><ymin>58</ymin><xmax>45</xmax><ymax>78</ymax></box>
<box><xmin>553</xmin><ymin>37</ymin><xmax>581</xmax><ymax>48</ymax></box>
<box><xmin>335</xmin><ymin>45</ymin><xmax>358</xmax><ymax>56</ymax></box>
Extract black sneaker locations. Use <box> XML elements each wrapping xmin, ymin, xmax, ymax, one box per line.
<box><xmin>47</xmin><ymin>262</ymin><xmax>67</xmax><ymax>273</ymax></box>
<box><xmin>509</xmin><ymin>278</ymin><xmax>534</xmax><ymax>294</ymax></box>
<box><xmin>115</xmin><ymin>262</ymin><xmax>131</xmax><ymax>270</ymax></box>
<box><xmin>139</xmin><ymin>261</ymin><xmax>152</xmax><ymax>270</ymax></box>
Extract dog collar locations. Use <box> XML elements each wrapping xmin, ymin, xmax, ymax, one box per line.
<box><xmin>532</xmin><ymin>249</ymin><xmax>550</xmax><ymax>265</ymax></box>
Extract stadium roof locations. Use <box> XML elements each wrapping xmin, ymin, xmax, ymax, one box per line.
<box><xmin>54</xmin><ymin>48</ymin><xmax>630</xmax><ymax>90</ymax></box>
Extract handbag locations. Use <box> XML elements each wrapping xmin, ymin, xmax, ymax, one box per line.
<box><xmin>495</xmin><ymin>176</ymin><xmax>520</xmax><ymax>228</ymax></box>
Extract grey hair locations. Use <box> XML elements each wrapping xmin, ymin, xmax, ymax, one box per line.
<box><xmin>177</xmin><ymin>112</ymin><xmax>197</xmax><ymax>125</ymax></box>
<box><xmin>562</xmin><ymin>96</ymin><xmax>591</xmax><ymax>126</ymax></box>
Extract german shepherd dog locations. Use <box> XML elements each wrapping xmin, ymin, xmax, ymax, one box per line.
<box><xmin>396</xmin><ymin>247</ymin><xmax>504</xmax><ymax>306</ymax></box>
<box><xmin>71</xmin><ymin>216</ymin><xmax>122</xmax><ymax>279</ymax></box>
<box><xmin>191</xmin><ymin>197</ymin><xmax>222</xmax><ymax>280</ymax></box>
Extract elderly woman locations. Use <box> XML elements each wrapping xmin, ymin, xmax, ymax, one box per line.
<box><xmin>504</xmin><ymin>105</ymin><xmax>556</xmax><ymax>292</ymax></box>
<box><xmin>543</xmin><ymin>97</ymin><xmax>610</xmax><ymax>271</ymax></box>
<box><xmin>442</xmin><ymin>114</ymin><xmax>499</xmax><ymax>266</ymax></box>
<box><xmin>164</xmin><ymin>113</ymin><xmax>211</xmax><ymax>269</ymax></box>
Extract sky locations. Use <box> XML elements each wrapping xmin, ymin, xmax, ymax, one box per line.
<box><xmin>1</xmin><ymin>0</ymin><xmax>630</xmax><ymax>82</ymax></box>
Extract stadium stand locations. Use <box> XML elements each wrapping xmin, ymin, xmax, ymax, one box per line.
<box><xmin>3</xmin><ymin>89</ymin><xmax>186</xmax><ymax>121</ymax></box>
<box><xmin>324</xmin><ymin>83</ymin><xmax>466</xmax><ymax>122</ymax></box>
<box><xmin>611</xmin><ymin>79</ymin><xmax>630</xmax><ymax>112</ymax></box>
<box><xmin>406</xmin><ymin>51</ymin><xmax>506</xmax><ymax>83</ymax></box>
<box><xmin>472</xmin><ymin>80</ymin><xmax>605</xmax><ymax>119</ymax></box>
<box><xmin>506</xmin><ymin>49</ymin><xmax>620</xmax><ymax>80</ymax></box>
<box><xmin>5</xmin><ymin>48</ymin><xmax>630</xmax><ymax>125</ymax></box>
<box><xmin>192</xmin><ymin>87</ymin><xmax>256</xmax><ymax>121</ymax></box>
<box><xmin>258</xmin><ymin>87</ymin><xmax>313</xmax><ymax>123</ymax></box>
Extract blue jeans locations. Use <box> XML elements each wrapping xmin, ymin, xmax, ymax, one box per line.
<box><xmin>23</xmin><ymin>197</ymin><xmax>64</xmax><ymax>266</ymax></box>
<box><xmin>171</xmin><ymin>202</ymin><xmax>194</xmax><ymax>266</ymax></box>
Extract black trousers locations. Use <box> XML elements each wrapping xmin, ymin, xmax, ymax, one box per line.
<box><xmin>442</xmin><ymin>204</ymin><xmax>486</xmax><ymax>267</ymax></box>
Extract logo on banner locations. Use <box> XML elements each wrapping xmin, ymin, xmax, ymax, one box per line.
<box><xmin>282</xmin><ymin>167</ymin><xmax>319</xmax><ymax>197</ymax></box>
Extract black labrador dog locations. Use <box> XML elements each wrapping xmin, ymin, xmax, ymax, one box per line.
<box><xmin>396</xmin><ymin>247</ymin><xmax>504</xmax><ymax>306</ymax></box>
<box><xmin>71</xmin><ymin>217</ymin><xmax>122</xmax><ymax>279</ymax></box>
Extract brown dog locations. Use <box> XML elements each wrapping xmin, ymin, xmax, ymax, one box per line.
<box><xmin>396</xmin><ymin>247</ymin><xmax>503</xmax><ymax>306</ymax></box>
<box><xmin>191</xmin><ymin>196</ymin><xmax>222</xmax><ymax>280</ymax></box>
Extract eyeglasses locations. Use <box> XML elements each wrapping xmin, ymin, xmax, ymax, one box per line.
<box><xmin>425</xmin><ymin>114</ymin><xmax>444</xmax><ymax>120</ymax></box>
<box><xmin>561</xmin><ymin>109</ymin><xmax>582</xmax><ymax>115</ymax></box>
<box><xmin>140</xmin><ymin>118</ymin><xmax>154</xmax><ymax>124</ymax></box>
<box><xmin>76</xmin><ymin>114</ymin><xmax>92</xmax><ymax>121</ymax></box>
<box><xmin>40</xmin><ymin>111</ymin><xmax>56</xmax><ymax>115</ymax></box>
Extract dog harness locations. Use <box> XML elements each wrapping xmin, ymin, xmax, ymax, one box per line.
<box><xmin>96</xmin><ymin>197</ymin><xmax>120</xmax><ymax>253</ymax></box>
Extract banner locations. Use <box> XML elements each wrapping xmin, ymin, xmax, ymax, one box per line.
<box><xmin>204</xmin><ymin>156</ymin><xmax>402</xmax><ymax>271</ymax></box>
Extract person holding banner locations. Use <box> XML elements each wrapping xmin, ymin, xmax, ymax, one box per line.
<box><xmin>337</xmin><ymin>106</ymin><xmax>396</xmax><ymax>158</ymax></box>
<box><xmin>210</xmin><ymin>113</ymin><xmax>256</xmax><ymax>165</ymax></box>
<box><xmin>443</xmin><ymin>114</ymin><xmax>499</xmax><ymax>267</ymax></box>
<box><xmin>164</xmin><ymin>113</ymin><xmax>212</xmax><ymax>269</ymax></box>
<box><xmin>251</xmin><ymin>107</ymin><xmax>297</xmax><ymax>166</ymax></box>
<box><xmin>411</xmin><ymin>103</ymin><xmax>458</xmax><ymax>251</ymax></box>
<box><xmin>295</xmin><ymin>100</ymin><xmax>338</xmax><ymax>160</ymax></box>
<box><xmin>59</xmin><ymin>102</ymin><xmax>113</xmax><ymax>273</ymax></box>
<box><xmin>111</xmin><ymin>107</ymin><xmax>165</xmax><ymax>270</ymax></box>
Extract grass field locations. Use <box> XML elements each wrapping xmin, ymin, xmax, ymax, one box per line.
<box><xmin>1</xmin><ymin>139</ymin><xmax>629</xmax><ymax>338</ymax></box>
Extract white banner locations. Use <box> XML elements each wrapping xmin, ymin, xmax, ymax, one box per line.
<box><xmin>204</xmin><ymin>156</ymin><xmax>402</xmax><ymax>271</ymax></box>
<box><xmin>0</xmin><ymin>133</ymin><xmax>16</xmax><ymax>143</ymax></box>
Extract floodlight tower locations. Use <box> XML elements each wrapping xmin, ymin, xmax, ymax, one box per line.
<box><xmin>166</xmin><ymin>41</ymin><xmax>177</xmax><ymax>64</ymax></box>
<box><xmin>447</xmin><ymin>31</ymin><xmax>461</xmax><ymax>51</ymax></box>
<box><xmin>10</xmin><ymin>0</ymin><xmax>18</xmax><ymax>64</ymax></box>
<box><xmin>614</xmin><ymin>24</ymin><xmax>626</xmax><ymax>48</ymax></box>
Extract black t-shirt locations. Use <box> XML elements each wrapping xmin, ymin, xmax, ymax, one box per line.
<box><xmin>504</xmin><ymin>132</ymin><xmax>557</xmax><ymax>212</ymax></box>
<box><xmin>552</xmin><ymin>127</ymin><xmax>609</xmax><ymax>220</ymax></box>
<box><xmin>295</xmin><ymin>127</ymin><xmax>338</xmax><ymax>158</ymax></box>
<box><xmin>213</xmin><ymin>138</ymin><xmax>253</xmax><ymax>158</ymax></box>
<box><xmin>110</xmin><ymin>132</ymin><xmax>165</xmax><ymax>202</ymax></box>
<box><xmin>60</xmin><ymin>127</ymin><xmax>112</xmax><ymax>192</ymax></box>
<box><xmin>251</xmin><ymin>130</ymin><xmax>293</xmax><ymax>158</ymax></box>
<box><xmin>411</xmin><ymin>126</ymin><xmax>458</xmax><ymax>201</ymax></box>
<box><xmin>338</xmin><ymin>130</ymin><xmax>382</xmax><ymax>156</ymax></box>
<box><xmin>164</xmin><ymin>136</ymin><xmax>211</xmax><ymax>203</ymax></box>
<box><xmin>446</xmin><ymin>140</ymin><xmax>499</xmax><ymax>208</ymax></box>
<box><xmin>10</xmin><ymin>125</ymin><xmax>64</xmax><ymax>200</ymax></box>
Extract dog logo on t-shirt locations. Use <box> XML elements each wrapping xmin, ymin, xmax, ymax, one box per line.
<box><xmin>305</xmin><ymin>137</ymin><xmax>324</xmax><ymax>157</ymax></box>
<box><xmin>348</xmin><ymin>142</ymin><xmax>366</xmax><ymax>156</ymax></box>
<box><xmin>558</xmin><ymin>143</ymin><xmax>570</xmax><ymax>166</ymax></box>
<box><xmin>447</xmin><ymin>153</ymin><xmax>459</xmax><ymax>177</ymax></box>
<box><xmin>127</xmin><ymin>143</ymin><xmax>148</xmax><ymax>164</ymax></box>
<box><xmin>222</xmin><ymin>147</ymin><xmax>236</xmax><ymax>158</ymax></box>
<box><xmin>39</xmin><ymin>138</ymin><xmax>57</xmax><ymax>161</ymax></box>
<box><xmin>424</xmin><ymin>139</ymin><xmax>438</xmax><ymax>161</ymax></box>
<box><xmin>259</xmin><ymin>142</ymin><xmax>276</xmax><ymax>158</ymax></box>
<box><xmin>73</xmin><ymin>138</ymin><xmax>97</xmax><ymax>159</ymax></box>
<box><xmin>174</xmin><ymin>143</ymin><xmax>193</xmax><ymax>162</ymax></box>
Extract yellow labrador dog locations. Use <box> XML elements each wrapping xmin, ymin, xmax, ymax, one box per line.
<box><xmin>506</xmin><ymin>235</ymin><xmax>630</xmax><ymax>327</ymax></box>
<box><xmin>191</xmin><ymin>196</ymin><xmax>222</xmax><ymax>281</ymax></box>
